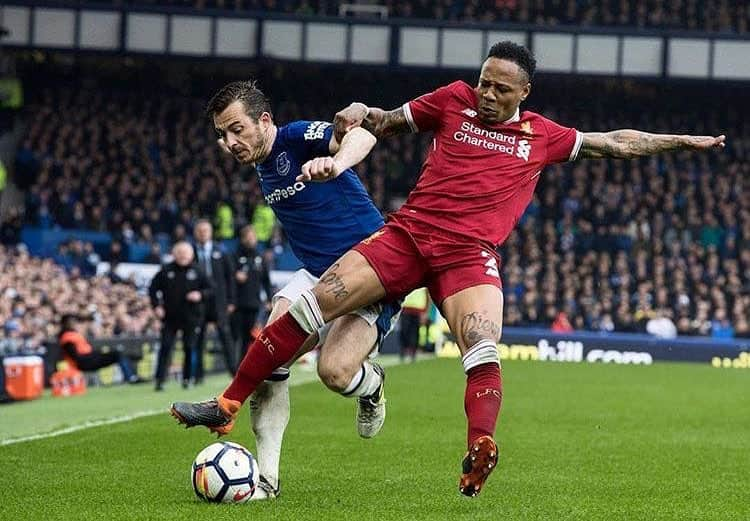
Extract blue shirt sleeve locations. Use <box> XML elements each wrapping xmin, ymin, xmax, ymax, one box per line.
<box><xmin>286</xmin><ymin>120</ymin><xmax>334</xmax><ymax>158</ymax></box>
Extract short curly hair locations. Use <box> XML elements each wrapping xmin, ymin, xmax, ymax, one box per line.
<box><xmin>486</xmin><ymin>41</ymin><xmax>536</xmax><ymax>82</ymax></box>
<box><xmin>205</xmin><ymin>80</ymin><xmax>273</xmax><ymax>121</ymax></box>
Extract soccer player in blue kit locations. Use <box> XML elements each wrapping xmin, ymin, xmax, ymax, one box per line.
<box><xmin>178</xmin><ymin>80</ymin><xmax>400</xmax><ymax>499</ymax></box>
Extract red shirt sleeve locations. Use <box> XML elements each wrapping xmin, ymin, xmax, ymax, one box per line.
<box><xmin>541</xmin><ymin>116</ymin><xmax>583</xmax><ymax>164</ymax></box>
<box><xmin>403</xmin><ymin>82</ymin><xmax>459</xmax><ymax>133</ymax></box>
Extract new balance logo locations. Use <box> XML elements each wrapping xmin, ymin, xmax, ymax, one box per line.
<box><xmin>516</xmin><ymin>139</ymin><xmax>531</xmax><ymax>162</ymax></box>
<box><xmin>461</xmin><ymin>108</ymin><xmax>477</xmax><ymax>118</ymax></box>
<box><xmin>481</xmin><ymin>251</ymin><xmax>500</xmax><ymax>278</ymax></box>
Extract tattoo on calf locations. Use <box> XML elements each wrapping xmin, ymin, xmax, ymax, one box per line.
<box><xmin>319</xmin><ymin>263</ymin><xmax>350</xmax><ymax>302</ymax></box>
<box><xmin>461</xmin><ymin>312</ymin><xmax>501</xmax><ymax>346</ymax></box>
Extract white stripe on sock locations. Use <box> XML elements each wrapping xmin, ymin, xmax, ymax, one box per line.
<box><xmin>461</xmin><ymin>340</ymin><xmax>500</xmax><ymax>373</ymax></box>
<box><xmin>341</xmin><ymin>362</ymin><xmax>381</xmax><ymax>398</ymax></box>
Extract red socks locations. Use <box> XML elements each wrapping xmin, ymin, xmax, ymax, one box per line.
<box><xmin>223</xmin><ymin>309</ymin><xmax>503</xmax><ymax>450</ymax></box>
<box><xmin>464</xmin><ymin>362</ymin><xmax>503</xmax><ymax>448</ymax></box>
<box><xmin>223</xmin><ymin>312</ymin><xmax>309</xmax><ymax>403</ymax></box>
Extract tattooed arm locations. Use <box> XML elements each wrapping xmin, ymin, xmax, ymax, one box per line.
<box><xmin>334</xmin><ymin>103</ymin><xmax>412</xmax><ymax>141</ymax></box>
<box><xmin>578</xmin><ymin>131</ymin><xmax>725</xmax><ymax>159</ymax></box>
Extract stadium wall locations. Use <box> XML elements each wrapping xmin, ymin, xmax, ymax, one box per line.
<box><xmin>10</xmin><ymin>322</ymin><xmax>745</xmax><ymax>399</ymax></box>
<box><xmin>437</xmin><ymin>328</ymin><xmax>750</xmax><ymax>369</ymax></box>
<box><xmin>20</xmin><ymin>226</ymin><xmax>305</xmax><ymax>271</ymax></box>
<box><xmin>2</xmin><ymin>1</ymin><xmax>750</xmax><ymax>80</ymax></box>
<box><xmin>51</xmin><ymin>325</ymin><xmax>750</xmax><ymax>385</ymax></box>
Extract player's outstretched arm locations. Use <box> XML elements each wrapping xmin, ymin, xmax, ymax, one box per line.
<box><xmin>578</xmin><ymin>131</ymin><xmax>725</xmax><ymax>159</ymax></box>
<box><xmin>334</xmin><ymin>103</ymin><xmax>412</xmax><ymax>141</ymax></box>
<box><xmin>297</xmin><ymin>127</ymin><xmax>376</xmax><ymax>183</ymax></box>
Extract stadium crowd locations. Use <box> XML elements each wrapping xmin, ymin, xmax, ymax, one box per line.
<box><xmin>0</xmin><ymin>244</ymin><xmax>159</xmax><ymax>354</ymax></box>
<box><xmin>70</xmin><ymin>0</ymin><xmax>749</xmax><ymax>33</ymax></box>
<box><xmin>5</xmin><ymin>64</ymin><xmax>750</xmax><ymax>340</ymax></box>
<box><xmin>15</xmin><ymin>70</ymin><xmax>429</xmax><ymax>252</ymax></box>
<box><xmin>497</xmin><ymin>80</ymin><xmax>750</xmax><ymax>338</ymax></box>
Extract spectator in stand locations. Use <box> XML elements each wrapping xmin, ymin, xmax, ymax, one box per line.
<box><xmin>54</xmin><ymin>0</ymin><xmax>748</xmax><ymax>33</ymax></box>
<box><xmin>551</xmin><ymin>312</ymin><xmax>574</xmax><ymax>333</ymax></box>
<box><xmin>145</xmin><ymin>243</ymin><xmax>164</xmax><ymax>265</ymax></box>
<box><xmin>0</xmin><ymin>207</ymin><xmax>23</xmax><ymax>246</ymax></box>
<box><xmin>646</xmin><ymin>309</ymin><xmax>678</xmax><ymax>339</ymax></box>
<box><xmin>11</xmin><ymin>66</ymin><xmax>750</xmax><ymax>338</ymax></box>
<box><xmin>0</xmin><ymin>245</ymin><xmax>159</xmax><ymax>354</ymax></box>
<box><xmin>58</xmin><ymin>314</ymin><xmax>143</xmax><ymax>383</ymax></box>
<box><xmin>711</xmin><ymin>308</ymin><xmax>735</xmax><ymax>338</ymax></box>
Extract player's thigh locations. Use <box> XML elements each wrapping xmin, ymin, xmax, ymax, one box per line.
<box><xmin>311</xmin><ymin>250</ymin><xmax>387</xmax><ymax>322</ymax></box>
<box><xmin>312</xmin><ymin>224</ymin><xmax>428</xmax><ymax>322</ymax></box>
<box><xmin>318</xmin><ymin>314</ymin><xmax>378</xmax><ymax>378</ymax></box>
<box><xmin>267</xmin><ymin>295</ymin><xmax>290</xmax><ymax>324</ymax></box>
<box><xmin>440</xmin><ymin>284</ymin><xmax>504</xmax><ymax>355</ymax></box>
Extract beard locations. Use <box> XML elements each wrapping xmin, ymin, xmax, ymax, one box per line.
<box><xmin>234</xmin><ymin>127</ymin><xmax>271</xmax><ymax>165</ymax></box>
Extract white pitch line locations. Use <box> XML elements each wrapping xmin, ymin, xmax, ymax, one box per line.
<box><xmin>0</xmin><ymin>377</ymin><xmax>314</xmax><ymax>447</ymax></box>
<box><xmin>0</xmin><ymin>409</ymin><xmax>164</xmax><ymax>447</ymax></box>
<box><xmin>0</xmin><ymin>368</ymin><xmax>321</xmax><ymax>448</ymax></box>
<box><xmin>0</xmin><ymin>356</ymin><xmax>423</xmax><ymax>447</ymax></box>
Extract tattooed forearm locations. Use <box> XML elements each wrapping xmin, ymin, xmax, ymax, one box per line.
<box><xmin>319</xmin><ymin>263</ymin><xmax>350</xmax><ymax>302</ymax></box>
<box><xmin>579</xmin><ymin>130</ymin><xmax>687</xmax><ymax>159</ymax></box>
<box><xmin>461</xmin><ymin>312</ymin><xmax>502</xmax><ymax>346</ymax></box>
<box><xmin>362</xmin><ymin>107</ymin><xmax>412</xmax><ymax>138</ymax></box>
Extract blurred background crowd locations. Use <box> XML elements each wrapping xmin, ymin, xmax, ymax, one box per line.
<box><xmin>1</xmin><ymin>0</ymin><xmax>749</xmax><ymax>355</ymax></box>
<box><xmin>68</xmin><ymin>0</ymin><xmax>749</xmax><ymax>33</ymax></box>
<box><xmin>0</xmin><ymin>244</ymin><xmax>158</xmax><ymax>354</ymax></box>
<box><xmin>4</xmin><ymin>61</ymin><xmax>749</xmax><ymax>347</ymax></box>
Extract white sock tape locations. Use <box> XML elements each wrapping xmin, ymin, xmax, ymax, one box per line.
<box><xmin>461</xmin><ymin>340</ymin><xmax>500</xmax><ymax>373</ymax></box>
<box><xmin>289</xmin><ymin>290</ymin><xmax>325</xmax><ymax>334</ymax></box>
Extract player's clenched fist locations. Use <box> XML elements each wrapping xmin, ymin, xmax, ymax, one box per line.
<box><xmin>297</xmin><ymin>157</ymin><xmax>342</xmax><ymax>182</ymax></box>
<box><xmin>682</xmin><ymin>134</ymin><xmax>726</xmax><ymax>150</ymax></box>
<box><xmin>334</xmin><ymin>102</ymin><xmax>368</xmax><ymax>142</ymax></box>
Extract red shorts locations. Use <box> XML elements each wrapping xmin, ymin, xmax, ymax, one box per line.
<box><xmin>353</xmin><ymin>217</ymin><xmax>502</xmax><ymax>305</ymax></box>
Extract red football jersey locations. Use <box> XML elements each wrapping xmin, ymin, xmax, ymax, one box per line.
<box><xmin>394</xmin><ymin>80</ymin><xmax>582</xmax><ymax>247</ymax></box>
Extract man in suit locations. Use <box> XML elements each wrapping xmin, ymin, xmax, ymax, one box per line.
<box><xmin>193</xmin><ymin>219</ymin><xmax>237</xmax><ymax>379</ymax></box>
<box><xmin>232</xmin><ymin>224</ymin><xmax>273</xmax><ymax>355</ymax></box>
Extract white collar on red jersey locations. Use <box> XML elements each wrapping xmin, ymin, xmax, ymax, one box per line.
<box><xmin>503</xmin><ymin>108</ymin><xmax>520</xmax><ymax>124</ymax></box>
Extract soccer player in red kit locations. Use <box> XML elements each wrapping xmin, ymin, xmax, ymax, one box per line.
<box><xmin>172</xmin><ymin>41</ymin><xmax>725</xmax><ymax>497</ymax></box>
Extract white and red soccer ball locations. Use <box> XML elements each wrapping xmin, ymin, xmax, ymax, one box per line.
<box><xmin>191</xmin><ymin>441</ymin><xmax>259</xmax><ymax>503</ymax></box>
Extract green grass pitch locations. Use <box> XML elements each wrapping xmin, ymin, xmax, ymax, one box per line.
<box><xmin>1</xmin><ymin>358</ymin><xmax>748</xmax><ymax>520</ymax></box>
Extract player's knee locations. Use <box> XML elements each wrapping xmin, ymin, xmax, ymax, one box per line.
<box><xmin>317</xmin><ymin>359</ymin><xmax>356</xmax><ymax>392</ymax></box>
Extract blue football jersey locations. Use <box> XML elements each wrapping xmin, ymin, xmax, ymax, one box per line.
<box><xmin>255</xmin><ymin>120</ymin><xmax>384</xmax><ymax>277</ymax></box>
